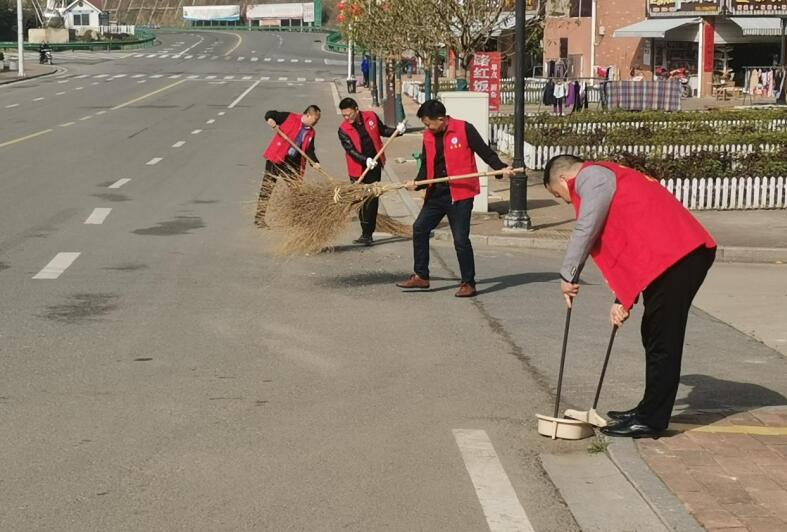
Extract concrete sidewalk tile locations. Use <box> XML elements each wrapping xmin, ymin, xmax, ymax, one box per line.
<box><xmin>660</xmin><ymin>434</ymin><xmax>704</xmax><ymax>451</ymax></box>
<box><xmin>691</xmin><ymin>473</ymin><xmax>754</xmax><ymax>505</ymax></box>
<box><xmin>637</xmin><ymin>440</ymin><xmax>675</xmax><ymax>458</ymax></box>
<box><xmin>677</xmin><ymin>490</ymin><xmax>725</xmax><ymax>512</ymax></box>
<box><xmin>752</xmin><ymin>412</ymin><xmax>787</xmax><ymax>426</ymax></box>
<box><xmin>746</xmin><ymin>488</ymin><xmax>787</xmax><ymax>511</ymax></box>
<box><xmin>692</xmin><ymin>508</ymin><xmax>745</xmax><ymax>529</ymax></box>
<box><xmin>725</xmin><ymin>501</ymin><xmax>774</xmax><ymax>519</ymax></box>
<box><xmin>737</xmin><ymin>515</ymin><xmax>787</xmax><ymax>532</ymax></box>
<box><xmin>657</xmin><ymin>471</ymin><xmax>706</xmax><ymax>493</ymax></box>
<box><xmin>715</xmin><ymin>456</ymin><xmax>769</xmax><ymax>477</ymax></box>
<box><xmin>725</xmin><ymin>434</ymin><xmax>770</xmax><ymax>451</ymax></box>
<box><xmin>735</xmin><ymin>474</ymin><xmax>783</xmax><ymax>492</ymax></box>
<box><xmin>706</xmin><ymin>528</ymin><xmax>749</xmax><ymax>532</ymax></box>
<box><xmin>644</xmin><ymin>454</ymin><xmax>694</xmax><ymax>474</ymax></box>
<box><xmin>744</xmin><ymin>448</ymin><xmax>787</xmax><ymax>467</ymax></box>
<box><xmin>672</xmin><ymin>449</ymin><xmax>719</xmax><ymax>467</ymax></box>
<box><xmin>761</xmin><ymin>466</ymin><xmax>787</xmax><ymax>490</ymax></box>
<box><xmin>727</xmin><ymin>411</ymin><xmax>767</xmax><ymax>426</ymax></box>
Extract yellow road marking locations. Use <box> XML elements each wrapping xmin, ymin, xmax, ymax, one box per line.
<box><xmin>671</xmin><ymin>423</ymin><xmax>787</xmax><ymax>436</ymax></box>
<box><xmin>111</xmin><ymin>79</ymin><xmax>187</xmax><ymax>110</ymax></box>
<box><xmin>222</xmin><ymin>32</ymin><xmax>243</xmax><ymax>56</ymax></box>
<box><xmin>0</xmin><ymin>129</ymin><xmax>54</xmax><ymax>149</ymax></box>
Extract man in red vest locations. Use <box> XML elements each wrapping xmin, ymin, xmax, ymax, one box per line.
<box><xmin>255</xmin><ymin>105</ymin><xmax>321</xmax><ymax>228</ymax></box>
<box><xmin>338</xmin><ymin>97</ymin><xmax>405</xmax><ymax>245</ymax></box>
<box><xmin>396</xmin><ymin>100</ymin><xmax>513</xmax><ymax>297</ymax></box>
<box><xmin>544</xmin><ymin>154</ymin><xmax>717</xmax><ymax>438</ymax></box>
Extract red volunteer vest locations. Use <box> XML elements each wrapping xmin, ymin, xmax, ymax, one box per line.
<box><xmin>423</xmin><ymin>117</ymin><xmax>479</xmax><ymax>202</ymax></box>
<box><xmin>340</xmin><ymin>111</ymin><xmax>385</xmax><ymax>180</ymax></box>
<box><xmin>262</xmin><ymin>113</ymin><xmax>315</xmax><ymax>174</ymax></box>
<box><xmin>569</xmin><ymin>161</ymin><xmax>716</xmax><ymax>309</ymax></box>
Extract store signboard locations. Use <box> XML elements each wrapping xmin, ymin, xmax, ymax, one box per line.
<box><xmin>647</xmin><ymin>0</ymin><xmax>723</xmax><ymax>17</ymax></box>
<box><xmin>729</xmin><ymin>0</ymin><xmax>787</xmax><ymax>16</ymax></box>
<box><xmin>470</xmin><ymin>52</ymin><xmax>502</xmax><ymax>112</ymax></box>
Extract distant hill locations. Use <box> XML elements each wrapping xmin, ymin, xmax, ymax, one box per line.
<box><xmin>97</xmin><ymin>0</ymin><xmax>339</xmax><ymax>27</ymax></box>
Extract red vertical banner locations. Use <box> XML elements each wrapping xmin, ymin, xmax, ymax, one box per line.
<box><xmin>470</xmin><ymin>52</ymin><xmax>502</xmax><ymax>112</ymax></box>
<box><xmin>703</xmin><ymin>20</ymin><xmax>715</xmax><ymax>73</ymax></box>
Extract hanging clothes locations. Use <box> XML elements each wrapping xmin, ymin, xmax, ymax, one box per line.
<box><xmin>543</xmin><ymin>80</ymin><xmax>556</xmax><ymax>106</ymax></box>
<box><xmin>573</xmin><ymin>81</ymin><xmax>582</xmax><ymax>112</ymax></box>
<box><xmin>566</xmin><ymin>82</ymin><xmax>577</xmax><ymax>109</ymax></box>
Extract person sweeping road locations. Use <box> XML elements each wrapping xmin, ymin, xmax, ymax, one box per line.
<box><xmin>337</xmin><ymin>97</ymin><xmax>406</xmax><ymax>246</ymax></box>
<box><xmin>396</xmin><ymin>100</ymin><xmax>514</xmax><ymax>298</ymax></box>
<box><xmin>255</xmin><ymin>105</ymin><xmax>322</xmax><ymax>228</ymax></box>
<box><xmin>544</xmin><ymin>154</ymin><xmax>716</xmax><ymax>439</ymax></box>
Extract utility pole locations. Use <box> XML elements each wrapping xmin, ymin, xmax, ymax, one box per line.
<box><xmin>503</xmin><ymin>0</ymin><xmax>531</xmax><ymax>230</ymax></box>
<box><xmin>17</xmin><ymin>0</ymin><xmax>25</xmax><ymax>77</ymax></box>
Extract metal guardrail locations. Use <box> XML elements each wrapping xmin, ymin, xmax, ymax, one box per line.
<box><xmin>0</xmin><ymin>29</ymin><xmax>155</xmax><ymax>51</ymax></box>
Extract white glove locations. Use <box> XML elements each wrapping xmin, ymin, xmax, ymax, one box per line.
<box><xmin>395</xmin><ymin>121</ymin><xmax>407</xmax><ymax>135</ymax></box>
<box><xmin>366</xmin><ymin>157</ymin><xmax>378</xmax><ymax>170</ymax></box>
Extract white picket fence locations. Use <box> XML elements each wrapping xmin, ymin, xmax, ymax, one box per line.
<box><xmin>496</xmin><ymin>134</ymin><xmax>783</xmax><ymax>170</ymax></box>
<box><xmin>403</xmin><ymin>80</ymin><xmax>601</xmax><ymax>107</ymax></box>
<box><xmin>661</xmin><ymin>176</ymin><xmax>787</xmax><ymax>210</ymax></box>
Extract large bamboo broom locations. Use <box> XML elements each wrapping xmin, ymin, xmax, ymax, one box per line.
<box><xmin>270</xmin><ymin>167</ymin><xmax>524</xmax><ymax>254</ymax></box>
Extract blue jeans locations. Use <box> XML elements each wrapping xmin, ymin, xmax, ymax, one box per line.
<box><xmin>413</xmin><ymin>193</ymin><xmax>475</xmax><ymax>285</ymax></box>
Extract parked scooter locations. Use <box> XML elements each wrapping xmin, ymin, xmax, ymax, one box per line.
<box><xmin>655</xmin><ymin>66</ymin><xmax>691</xmax><ymax>98</ymax></box>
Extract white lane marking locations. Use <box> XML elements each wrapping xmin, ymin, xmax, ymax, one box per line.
<box><xmin>191</xmin><ymin>129</ymin><xmax>202</xmax><ymax>135</ymax></box>
<box><xmin>160</xmin><ymin>54</ymin><xmax>170</xmax><ymax>58</ymax></box>
<box><xmin>237</xmin><ymin>57</ymin><xmax>244</xmax><ymax>61</ymax></box>
<box><xmin>96</xmin><ymin>110</ymin><xmax>106</xmax><ymax>115</ymax></box>
<box><xmin>217</xmin><ymin>111</ymin><xmax>225</xmax><ymax>116</ymax></box>
<box><xmin>315</xmin><ymin>78</ymin><xmax>325</xmax><ymax>82</ymax></box>
<box><xmin>206</xmin><ymin>75</ymin><xmax>216</xmax><ymax>80</ymax></box>
<box><xmin>108</xmin><ymin>178</ymin><xmax>131</xmax><ymax>189</ymax></box>
<box><xmin>251</xmin><ymin>50</ymin><xmax>256</xmax><ymax>53</ymax></box>
<box><xmin>260</xmin><ymin>76</ymin><xmax>270</xmax><ymax>81</ymax></box>
<box><xmin>56</xmin><ymin>91</ymin><xmax>66</xmax><ymax>95</ymax></box>
<box><xmin>276</xmin><ymin>58</ymin><xmax>284</xmax><ymax>63</ymax></box>
<box><xmin>278</xmin><ymin>76</ymin><xmax>288</xmax><ymax>81</ymax></box>
<box><xmin>133</xmin><ymin>53</ymin><xmax>145</xmax><ymax>58</ymax></box>
<box><xmin>210</xmin><ymin>81</ymin><xmax>226</xmax><ymax>85</ymax></box>
<box><xmin>330</xmin><ymin>81</ymin><xmax>341</xmax><ymax>114</ymax></box>
<box><xmin>172</xmin><ymin>140</ymin><xmax>186</xmax><ymax>148</ymax></box>
<box><xmin>60</xmin><ymin>122</ymin><xmax>75</xmax><ymax>127</ymax></box>
<box><xmin>132</xmin><ymin>74</ymin><xmax>145</xmax><ymax>78</ymax></box>
<box><xmin>75</xmin><ymin>74</ymin><xmax>89</xmax><ymax>78</ymax></box>
<box><xmin>198</xmin><ymin>54</ymin><xmax>207</xmax><ymax>59</ymax></box>
<box><xmin>187</xmin><ymin>74</ymin><xmax>199</xmax><ymax>79</ymax></box>
<box><xmin>91</xmin><ymin>81</ymin><xmax>100</xmax><ymax>85</ymax></box>
<box><xmin>211</xmin><ymin>55</ymin><xmax>218</xmax><ymax>60</ymax></box>
<box><xmin>112</xmin><ymin>74</ymin><xmax>127</xmax><ymax>78</ymax></box>
<box><xmin>228</xmin><ymin>79</ymin><xmax>261</xmax><ymax>109</ymax></box>
<box><xmin>290</xmin><ymin>59</ymin><xmax>298</xmax><ymax>63</ymax></box>
<box><xmin>5</xmin><ymin>103</ymin><xmax>19</xmax><ymax>108</ymax></box>
<box><xmin>224</xmin><ymin>75</ymin><xmax>235</xmax><ymax>80</ymax></box>
<box><xmin>453</xmin><ymin>430</ymin><xmax>535</xmax><ymax>532</ymax></box>
<box><xmin>146</xmin><ymin>157</ymin><xmax>163</xmax><ymax>165</ymax></box>
<box><xmin>33</xmin><ymin>252</ymin><xmax>81</xmax><ymax>280</ymax></box>
<box><xmin>146</xmin><ymin>53</ymin><xmax>157</xmax><ymax>58</ymax></box>
<box><xmin>95</xmin><ymin>74</ymin><xmax>109</xmax><ymax>78</ymax></box>
<box><xmin>251</xmin><ymin>57</ymin><xmax>259</xmax><ymax>62</ymax></box>
<box><xmin>80</xmin><ymin>115</ymin><xmax>92</xmax><ymax>121</ymax></box>
<box><xmin>297</xmin><ymin>77</ymin><xmax>306</xmax><ymax>82</ymax></box>
<box><xmin>57</xmin><ymin>80</ymin><xmax>69</xmax><ymax>83</ymax></box>
<box><xmin>305</xmin><ymin>59</ymin><xmax>312</xmax><ymax>63</ymax></box>
<box><xmin>84</xmin><ymin>208</ymin><xmax>112</xmax><ymax>225</ymax></box>
<box><xmin>185</xmin><ymin>55</ymin><xmax>194</xmax><ymax>59</ymax></box>
<box><xmin>242</xmin><ymin>75</ymin><xmax>252</xmax><ymax>80</ymax></box>
<box><xmin>206</xmin><ymin>119</ymin><xmax>215</xmax><ymax>124</ymax></box>
<box><xmin>169</xmin><ymin>74</ymin><xmax>181</xmax><ymax>79</ymax></box>
<box><xmin>75</xmin><ymin>87</ymin><xmax>84</xmax><ymax>90</ymax></box>
<box><xmin>137</xmin><ymin>80</ymin><xmax>147</xmax><ymax>84</ymax></box>
<box><xmin>150</xmin><ymin>74</ymin><xmax>163</xmax><ymax>79</ymax></box>
<box><xmin>33</xmin><ymin>97</ymin><xmax>45</xmax><ymax>101</ymax></box>
<box><xmin>264</xmin><ymin>57</ymin><xmax>271</xmax><ymax>62</ymax></box>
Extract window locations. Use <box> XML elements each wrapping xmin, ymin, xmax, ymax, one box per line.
<box><xmin>560</xmin><ymin>38</ymin><xmax>568</xmax><ymax>60</ymax></box>
<box><xmin>569</xmin><ymin>0</ymin><xmax>592</xmax><ymax>18</ymax></box>
<box><xmin>73</xmin><ymin>13</ymin><xmax>90</xmax><ymax>26</ymax></box>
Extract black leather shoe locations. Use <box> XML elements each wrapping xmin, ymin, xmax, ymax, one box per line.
<box><xmin>353</xmin><ymin>236</ymin><xmax>373</xmax><ymax>246</ymax></box>
<box><xmin>601</xmin><ymin>417</ymin><xmax>662</xmax><ymax>439</ymax></box>
<box><xmin>607</xmin><ymin>407</ymin><xmax>639</xmax><ymax>422</ymax></box>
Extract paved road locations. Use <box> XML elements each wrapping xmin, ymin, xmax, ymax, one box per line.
<box><xmin>1</xmin><ymin>31</ymin><xmax>785</xmax><ymax>531</ymax></box>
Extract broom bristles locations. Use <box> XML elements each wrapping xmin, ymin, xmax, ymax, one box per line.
<box><xmin>375</xmin><ymin>214</ymin><xmax>413</xmax><ymax>238</ymax></box>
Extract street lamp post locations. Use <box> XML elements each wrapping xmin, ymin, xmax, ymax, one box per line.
<box><xmin>503</xmin><ymin>0</ymin><xmax>531</xmax><ymax>230</ymax></box>
<box><xmin>17</xmin><ymin>0</ymin><xmax>25</xmax><ymax>77</ymax></box>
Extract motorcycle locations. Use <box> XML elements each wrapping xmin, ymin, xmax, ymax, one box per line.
<box><xmin>655</xmin><ymin>66</ymin><xmax>692</xmax><ymax>98</ymax></box>
<box><xmin>39</xmin><ymin>49</ymin><xmax>53</xmax><ymax>65</ymax></box>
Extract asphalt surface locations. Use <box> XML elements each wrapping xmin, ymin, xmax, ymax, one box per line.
<box><xmin>1</xmin><ymin>30</ymin><xmax>785</xmax><ymax>531</ymax></box>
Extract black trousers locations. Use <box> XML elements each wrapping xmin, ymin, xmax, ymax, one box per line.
<box><xmin>636</xmin><ymin>245</ymin><xmax>716</xmax><ymax>429</ymax></box>
<box><xmin>354</xmin><ymin>166</ymin><xmax>382</xmax><ymax>238</ymax></box>
<box><xmin>412</xmin><ymin>192</ymin><xmax>475</xmax><ymax>285</ymax></box>
<box><xmin>255</xmin><ymin>160</ymin><xmax>298</xmax><ymax>225</ymax></box>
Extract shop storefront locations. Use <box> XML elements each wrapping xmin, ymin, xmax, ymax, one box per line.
<box><xmin>614</xmin><ymin>1</ymin><xmax>785</xmax><ymax>97</ymax></box>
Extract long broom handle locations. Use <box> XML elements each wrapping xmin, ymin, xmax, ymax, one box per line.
<box><xmin>554</xmin><ymin>306</ymin><xmax>572</xmax><ymax>418</ymax></box>
<box><xmin>357</xmin><ymin>131</ymin><xmax>401</xmax><ymax>182</ymax></box>
<box><xmin>393</xmin><ymin>167</ymin><xmax>526</xmax><ymax>188</ymax></box>
<box><xmin>272</xmin><ymin>125</ymin><xmax>335</xmax><ymax>181</ymax></box>
<box><xmin>592</xmin><ymin>325</ymin><xmax>618</xmax><ymax>409</ymax></box>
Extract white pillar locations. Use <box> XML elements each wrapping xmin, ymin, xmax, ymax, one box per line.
<box><xmin>697</xmin><ymin>20</ymin><xmax>704</xmax><ymax>98</ymax></box>
<box><xmin>16</xmin><ymin>0</ymin><xmax>24</xmax><ymax>77</ymax></box>
<box><xmin>590</xmin><ymin>0</ymin><xmax>597</xmax><ymax>79</ymax></box>
<box><xmin>347</xmin><ymin>38</ymin><xmax>353</xmax><ymax>80</ymax></box>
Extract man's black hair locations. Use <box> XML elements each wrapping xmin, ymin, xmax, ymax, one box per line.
<box><xmin>338</xmin><ymin>98</ymin><xmax>358</xmax><ymax>110</ymax></box>
<box><xmin>304</xmin><ymin>104</ymin><xmax>322</xmax><ymax>114</ymax></box>
<box><xmin>543</xmin><ymin>154</ymin><xmax>585</xmax><ymax>187</ymax></box>
<box><xmin>417</xmin><ymin>99</ymin><xmax>447</xmax><ymax>120</ymax></box>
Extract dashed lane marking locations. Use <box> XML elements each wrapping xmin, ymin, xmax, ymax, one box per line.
<box><xmin>33</xmin><ymin>252</ymin><xmax>81</xmax><ymax>280</ymax></box>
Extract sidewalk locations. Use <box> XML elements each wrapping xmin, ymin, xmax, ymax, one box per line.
<box><xmin>0</xmin><ymin>63</ymin><xmax>57</xmax><ymax>85</ymax></box>
<box><xmin>341</xmin><ymin>80</ymin><xmax>787</xmax><ymax>531</ymax></box>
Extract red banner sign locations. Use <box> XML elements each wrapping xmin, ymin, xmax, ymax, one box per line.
<box><xmin>704</xmin><ymin>20</ymin><xmax>715</xmax><ymax>73</ymax></box>
<box><xmin>470</xmin><ymin>52</ymin><xmax>502</xmax><ymax>112</ymax></box>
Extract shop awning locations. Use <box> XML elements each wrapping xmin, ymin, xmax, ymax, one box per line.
<box><xmin>613</xmin><ymin>18</ymin><xmax>700</xmax><ymax>39</ymax></box>
<box><xmin>729</xmin><ymin>17</ymin><xmax>783</xmax><ymax>37</ymax></box>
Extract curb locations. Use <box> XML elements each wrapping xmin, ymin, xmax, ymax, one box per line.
<box><xmin>0</xmin><ymin>65</ymin><xmax>58</xmax><ymax>85</ymax></box>
<box><xmin>606</xmin><ymin>438</ymin><xmax>705</xmax><ymax>532</ymax></box>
